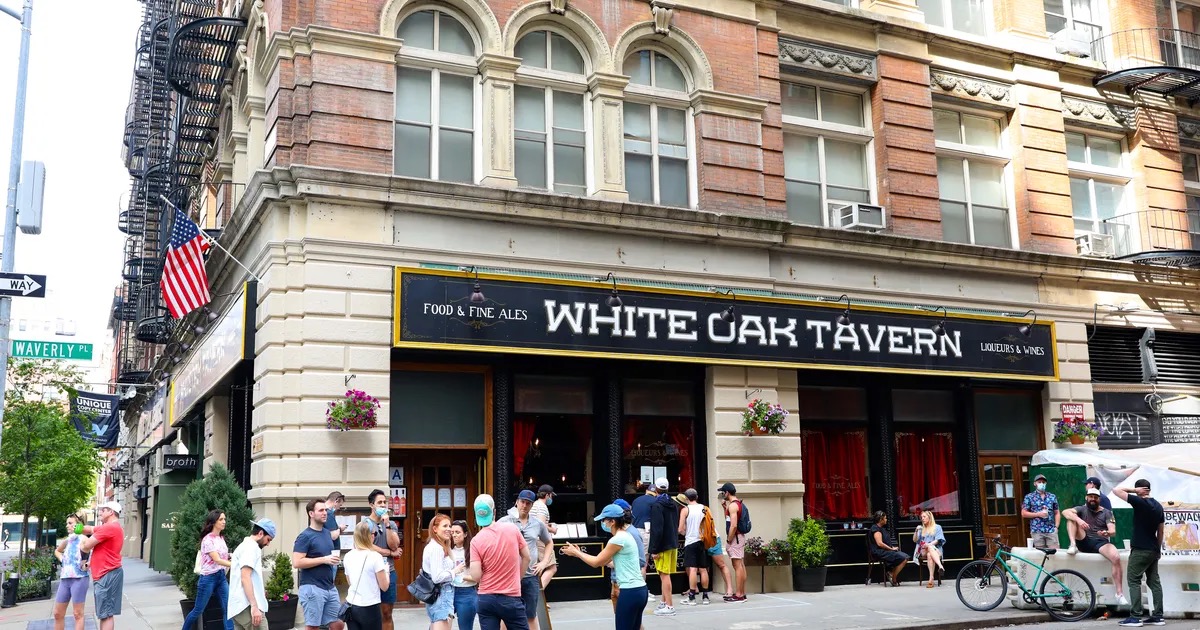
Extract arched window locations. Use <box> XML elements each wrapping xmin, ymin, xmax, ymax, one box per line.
<box><xmin>394</xmin><ymin>9</ymin><xmax>479</xmax><ymax>183</ymax></box>
<box><xmin>513</xmin><ymin>30</ymin><xmax>588</xmax><ymax>195</ymax></box>
<box><xmin>622</xmin><ymin>50</ymin><xmax>692</xmax><ymax>207</ymax></box>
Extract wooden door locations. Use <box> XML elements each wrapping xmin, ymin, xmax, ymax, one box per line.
<box><xmin>397</xmin><ymin>452</ymin><xmax>484</xmax><ymax>603</ymax></box>
<box><xmin>980</xmin><ymin>456</ymin><xmax>1029</xmax><ymax>551</ymax></box>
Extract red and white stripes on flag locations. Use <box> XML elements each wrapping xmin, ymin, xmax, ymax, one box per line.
<box><xmin>160</xmin><ymin>208</ymin><xmax>212</xmax><ymax>319</ymax></box>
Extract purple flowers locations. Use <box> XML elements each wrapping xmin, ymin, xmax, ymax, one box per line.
<box><xmin>326</xmin><ymin>389</ymin><xmax>381</xmax><ymax>431</ymax></box>
<box><xmin>741</xmin><ymin>399</ymin><xmax>789</xmax><ymax>435</ymax></box>
<box><xmin>1052</xmin><ymin>418</ymin><xmax>1103</xmax><ymax>444</ymax></box>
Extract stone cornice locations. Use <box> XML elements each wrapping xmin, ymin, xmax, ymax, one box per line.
<box><xmin>1178</xmin><ymin>116</ymin><xmax>1200</xmax><ymax>143</ymax></box>
<box><xmin>260</xmin><ymin>25</ymin><xmax>403</xmax><ymax>78</ymax></box>
<box><xmin>1062</xmin><ymin>96</ymin><xmax>1135</xmax><ymax>130</ymax></box>
<box><xmin>930</xmin><ymin>69</ymin><xmax>1013</xmax><ymax>108</ymax></box>
<box><xmin>691</xmin><ymin>90</ymin><xmax>769</xmax><ymax>121</ymax></box>
<box><xmin>778</xmin><ymin>38</ymin><xmax>876</xmax><ymax>82</ymax></box>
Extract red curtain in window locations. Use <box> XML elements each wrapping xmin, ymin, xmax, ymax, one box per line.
<box><xmin>801</xmin><ymin>428</ymin><xmax>869</xmax><ymax>520</ymax></box>
<box><xmin>513</xmin><ymin>417</ymin><xmax>536</xmax><ymax>482</ymax></box>
<box><xmin>895</xmin><ymin>429</ymin><xmax>958</xmax><ymax>516</ymax></box>
<box><xmin>666</xmin><ymin>420</ymin><xmax>694</xmax><ymax>489</ymax></box>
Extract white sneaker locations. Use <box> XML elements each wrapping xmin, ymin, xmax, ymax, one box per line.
<box><xmin>653</xmin><ymin>606</ymin><xmax>677</xmax><ymax>616</ymax></box>
<box><xmin>1066</xmin><ymin>545</ymin><xmax>1077</xmax><ymax>555</ymax></box>
<box><xmin>1117</xmin><ymin>594</ymin><xmax>1130</xmax><ymax>606</ymax></box>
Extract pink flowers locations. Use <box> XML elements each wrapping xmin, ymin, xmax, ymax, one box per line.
<box><xmin>741</xmin><ymin>398</ymin><xmax>789</xmax><ymax>435</ymax></box>
<box><xmin>326</xmin><ymin>389</ymin><xmax>381</xmax><ymax>430</ymax></box>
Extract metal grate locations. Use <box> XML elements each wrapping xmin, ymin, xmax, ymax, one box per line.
<box><xmin>1086</xmin><ymin>326</ymin><xmax>1146</xmax><ymax>384</ymax></box>
<box><xmin>1151</xmin><ymin>331</ymin><xmax>1200</xmax><ymax>386</ymax></box>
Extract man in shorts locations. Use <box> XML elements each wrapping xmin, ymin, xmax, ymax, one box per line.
<box><xmin>719</xmin><ymin>483</ymin><xmax>748</xmax><ymax>602</ymax></box>
<box><xmin>291</xmin><ymin>498</ymin><xmax>345</xmax><ymax>630</ymax></box>
<box><xmin>80</xmin><ymin>501</ymin><xmax>124</xmax><ymax>630</ymax></box>
<box><xmin>1020</xmin><ymin>474</ymin><xmax>1061</xmax><ymax>549</ymax></box>
<box><xmin>531</xmin><ymin>485</ymin><xmax>558</xmax><ymax>591</ymax></box>
<box><xmin>500</xmin><ymin>490</ymin><xmax>554</xmax><ymax>630</ymax></box>
<box><xmin>648</xmin><ymin>477</ymin><xmax>679</xmax><ymax>615</ymax></box>
<box><xmin>1065</xmin><ymin>488</ymin><xmax>1127</xmax><ymax>606</ymax></box>
<box><xmin>677</xmin><ymin>489</ymin><xmax>713</xmax><ymax>605</ymax></box>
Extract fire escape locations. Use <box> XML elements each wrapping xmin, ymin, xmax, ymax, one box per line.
<box><xmin>114</xmin><ymin>0</ymin><xmax>245</xmax><ymax>399</ymax></box>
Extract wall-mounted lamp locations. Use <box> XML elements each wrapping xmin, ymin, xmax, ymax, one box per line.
<box><xmin>462</xmin><ymin>266</ymin><xmax>486</xmax><ymax>304</ymax></box>
<box><xmin>827</xmin><ymin>294</ymin><xmax>851</xmax><ymax>326</ymax></box>
<box><xmin>1010</xmin><ymin>309</ymin><xmax>1037</xmax><ymax>337</ymax></box>
<box><xmin>598</xmin><ymin>273</ymin><xmax>622</xmax><ymax>308</ymax></box>
<box><xmin>192</xmin><ymin>325</ymin><xmax>206</xmax><ymax>335</ymax></box>
<box><xmin>711</xmin><ymin>288</ymin><xmax>736</xmax><ymax>323</ymax></box>
<box><xmin>204</xmin><ymin>308</ymin><xmax>219</xmax><ymax>322</ymax></box>
<box><xmin>922</xmin><ymin>306</ymin><xmax>948</xmax><ymax>336</ymax></box>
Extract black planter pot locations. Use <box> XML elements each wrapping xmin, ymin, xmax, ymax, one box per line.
<box><xmin>265</xmin><ymin>595</ymin><xmax>299</xmax><ymax>630</ymax></box>
<box><xmin>179</xmin><ymin>597</ymin><xmax>227</xmax><ymax>630</ymax></box>
<box><xmin>791</xmin><ymin>565</ymin><xmax>827</xmax><ymax>592</ymax></box>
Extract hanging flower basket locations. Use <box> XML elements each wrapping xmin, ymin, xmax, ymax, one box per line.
<box><xmin>741</xmin><ymin>399</ymin><xmax>788</xmax><ymax>436</ymax></box>
<box><xmin>326</xmin><ymin>389</ymin><xmax>381</xmax><ymax>431</ymax></box>
<box><xmin>1051</xmin><ymin>417</ymin><xmax>1102</xmax><ymax>445</ymax></box>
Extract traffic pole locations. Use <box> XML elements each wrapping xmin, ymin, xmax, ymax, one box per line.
<box><xmin>0</xmin><ymin>0</ymin><xmax>34</xmax><ymax>456</ymax></box>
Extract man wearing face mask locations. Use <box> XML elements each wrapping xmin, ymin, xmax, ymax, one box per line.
<box><xmin>532</xmin><ymin>485</ymin><xmax>558</xmax><ymax>590</ymax></box>
<box><xmin>1065</xmin><ymin>488</ymin><xmax>1127</xmax><ymax>606</ymax></box>
<box><xmin>1020</xmin><ymin>474</ymin><xmax>1061</xmax><ymax>549</ymax></box>
<box><xmin>366</xmin><ymin>489</ymin><xmax>402</xmax><ymax>630</ymax></box>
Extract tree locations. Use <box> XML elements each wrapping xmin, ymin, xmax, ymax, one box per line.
<box><xmin>0</xmin><ymin>360</ymin><xmax>101</xmax><ymax>569</ymax></box>
<box><xmin>170</xmin><ymin>464</ymin><xmax>254</xmax><ymax>599</ymax></box>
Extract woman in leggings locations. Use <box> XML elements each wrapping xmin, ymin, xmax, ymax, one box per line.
<box><xmin>562</xmin><ymin>504</ymin><xmax>646</xmax><ymax>630</ymax></box>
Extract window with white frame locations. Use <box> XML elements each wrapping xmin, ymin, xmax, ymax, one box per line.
<box><xmin>1044</xmin><ymin>0</ymin><xmax>1102</xmax><ymax>40</ymax></box>
<box><xmin>1157</xmin><ymin>0</ymin><xmax>1200</xmax><ymax>67</ymax></box>
<box><xmin>933</xmin><ymin>108</ymin><xmax>1012</xmax><ymax>247</ymax></box>
<box><xmin>514</xmin><ymin>30</ymin><xmax>588</xmax><ymax>196</ymax></box>
<box><xmin>394</xmin><ymin>9</ymin><xmax>478</xmax><ymax>183</ymax></box>
<box><xmin>917</xmin><ymin>0</ymin><xmax>987</xmax><ymax>36</ymax></box>
<box><xmin>623</xmin><ymin>50</ymin><xmax>693</xmax><ymax>208</ymax></box>
<box><xmin>780</xmin><ymin>81</ymin><xmax>873</xmax><ymax>226</ymax></box>
<box><xmin>1182</xmin><ymin>149</ymin><xmax>1200</xmax><ymax>241</ymax></box>
<box><xmin>1066</xmin><ymin>130</ymin><xmax>1127</xmax><ymax>234</ymax></box>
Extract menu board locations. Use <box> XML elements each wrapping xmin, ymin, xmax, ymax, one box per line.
<box><xmin>1162</xmin><ymin>415</ymin><xmax>1200</xmax><ymax>444</ymax></box>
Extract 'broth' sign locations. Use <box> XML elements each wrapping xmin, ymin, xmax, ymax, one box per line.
<box><xmin>393</xmin><ymin>268</ymin><xmax>1058</xmax><ymax>380</ymax></box>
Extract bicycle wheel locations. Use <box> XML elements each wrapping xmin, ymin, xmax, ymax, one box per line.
<box><xmin>955</xmin><ymin>559</ymin><xmax>1008</xmax><ymax>611</ymax></box>
<box><xmin>1038</xmin><ymin>568</ymin><xmax>1096</xmax><ymax>622</ymax></box>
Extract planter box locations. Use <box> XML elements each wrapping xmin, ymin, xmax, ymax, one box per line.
<box><xmin>792</xmin><ymin>565</ymin><xmax>827</xmax><ymax>592</ymax></box>
<box><xmin>265</xmin><ymin>595</ymin><xmax>299</xmax><ymax>630</ymax></box>
<box><xmin>180</xmin><ymin>597</ymin><xmax>228</xmax><ymax>630</ymax></box>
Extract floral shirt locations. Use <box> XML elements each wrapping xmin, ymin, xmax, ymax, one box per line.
<box><xmin>199</xmin><ymin>533</ymin><xmax>229</xmax><ymax>575</ymax></box>
<box><xmin>1021</xmin><ymin>490</ymin><xmax>1059</xmax><ymax>534</ymax></box>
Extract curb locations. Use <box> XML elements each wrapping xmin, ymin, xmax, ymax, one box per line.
<box><xmin>885</xmin><ymin>612</ymin><xmax>1049</xmax><ymax>630</ymax></box>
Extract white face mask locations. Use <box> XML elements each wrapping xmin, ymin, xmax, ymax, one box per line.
<box><xmin>1035</xmin><ymin>482</ymin><xmax>1047</xmax><ymax>492</ymax></box>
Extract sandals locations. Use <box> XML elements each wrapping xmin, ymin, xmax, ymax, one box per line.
<box><xmin>926</xmin><ymin>582</ymin><xmax>934</xmax><ymax>588</ymax></box>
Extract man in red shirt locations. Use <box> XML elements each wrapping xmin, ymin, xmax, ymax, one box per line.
<box><xmin>80</xmin><ymin>501</ymin><xmax>125</xmax><ymax>630</ymax></box>
<box><xmin>468</xmin><ymin>494</ymin><xmax>530</xmax><ymax>630</ymax></box>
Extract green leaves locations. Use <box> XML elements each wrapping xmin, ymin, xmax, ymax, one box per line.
<box><xmin>169</xmin><ymin>464</ymin><xmax>255</xmax><ymax>599</ymax></box>
<box><xmin>264</xmin><ymin>551</ymin><xmax>295</xmax><ymax>601</ymax></box>
<box><xmin>787</xmin><ymin>516</ymin><xmax>830</xmax><ymax>569</ymax></box>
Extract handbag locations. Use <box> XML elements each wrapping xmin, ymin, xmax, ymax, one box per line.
<box><xmin>407</xmin><ymin>569</ymin><xmax>441</xmax><ymax>605</ymax></box>
<box><xmin>339</xmin><ymin>550</ymin><xmax>373</xmax><ymax>621</ymax></box>
<box><xmin>192</xmin><ymin>550</ymin><xmax>204</xmax><ymax>575</ymax></box>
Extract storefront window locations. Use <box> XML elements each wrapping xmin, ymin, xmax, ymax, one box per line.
<box><xmin>798</xmin><ymin>387</ymin><xmax>870</xmax><ymax>522</ymax></box>
<box><xmin>893</xmin><ymin>389</ymin><xmax>960</xmax><ymax>518</ymax></box>
<box><xmin>622</xmin><ymin>380</ymin><xmax>696</xmax><ymax>493</ymax></box>
<box><xmin>513</xmin><ymin>376</ymin><xmax>594</xmax><ymax>495</ymax></box>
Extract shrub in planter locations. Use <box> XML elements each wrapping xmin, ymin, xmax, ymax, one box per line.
<box><xmin>170</xmin><ymin>464</ymin><xmax>254</xmax><ymax>602</ymax></box>
<box><xmin>788</xmin><ymin>517</ymin><xmax>830</xmax><ymax>592</ymax></box>
<box><xmin>264</xmin><ymin>552</ymin><xmax>298</xmax><ymax>630</ymax></box>
<box><xmin>11</xmin><ymin>546</ymin><xmax>54</xmax><ymax>601</ymax></box>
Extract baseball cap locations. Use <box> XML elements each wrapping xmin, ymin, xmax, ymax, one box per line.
<box><xmin>718</xmin><ymin>482</ymin><xmax>737</xmax><ymax>494</ymax></box>
<box><xmin>1086</xmin><ymin>488</ymin><xmax>1101</xmax><ymax>496</ymax></box>
<box><xmin>1033</xmin><ymin>474</ymin><xmax>1047</xmax><ymax>482</ymax></box>
<box><xmin>517</xmin><ymin>489</ymin><xmax>537</xmax><ymax>502</ymax></box>
<box><xmin>654</xmin><ymin>477</ymin><xmax>670</xmax><ymax>491</ymax></box>
<box><xmin>474</xmin><ymin>494</ymin><xmax>496</xmax><ymax>527</ymax></box>
<box><xmin>613</xmin><ymin>498</ymin><xmax>632</xmax><ymax>511</ymax></box>
<box><xmin>594</xmin><ymin>504</ymin><xmax>626</xmax><ymax>521</ymax></box>
<box><xmin>1086</xmin><ymin>476</ymin><xmax>1102</xmax><ymax>489</ymax></box>
<box><xmin>99</xmin><ymin>501</ymin><xmax>122</xmax><ymax>514</ymax></box>
<box><xmin>251</xmin><ymin>517</ymin><xmax>277</xmax><ymax>538</ymax></box>
<box><xmin>537</xmin><ymin>484</ymin><xmax>555</xmax><ymax>496</ymax></box>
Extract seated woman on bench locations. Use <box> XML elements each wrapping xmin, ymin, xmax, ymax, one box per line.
<box><xmin>869</xmin><ymin>511</ymin><xmax>909</xmax><ymax>586</ymax></box>
<box><xmin>911</xmin><ymin>510</ymin><xmax>946</xmax><ymax>588</ymax></box>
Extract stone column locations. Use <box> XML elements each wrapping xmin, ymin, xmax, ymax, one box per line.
<box><xmin>871</xmin><ymin>48</ymin><xmax>940</xmax><ymax>240</ymax></box>
<box><xmin>588</xmin><ymin>72</ymin><xmax>630</xmax><ymax>201</ymax></box>
<box><xmin>205</xmin><ymin>395</ymin><xmax>231</xmax><ymax>473</ymax></box>
<box><xmin>1044</xmin><ymin>322</ymin><xmax>1094</xmax><ymax>446</ymax></box>
<box><xmin>479</xmin><ymin>54</ymin><xmax>521</xmax><ymax>188</ymax></box>
<box><xmin>1009</xmin><ymin>64</ymin><xmax>1073</xmax><ymax>254</ymax></box>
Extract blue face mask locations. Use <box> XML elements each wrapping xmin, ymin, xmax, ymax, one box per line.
<box><xmin>600</xmin><ymin>521</ymin><xmax>612</xmax><ymax>533</ymax></box>
<box><xmin>375</xmin><ymin>507</ymin><xmax>388</xmax><ymax>518</ymax></box>
<box><xmin>546</xmin><ymin>497</ymin><xmax>553</xmax><ymax>506</ymax></box>
<box><xmin>327</xmin><ymin>507</ymin><xmax>336</xmax><ymax>516</ymax></box>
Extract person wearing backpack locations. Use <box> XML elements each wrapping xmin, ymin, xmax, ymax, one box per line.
<box><xmin>677</xmin><ymin>489</ymin><xmax>718</xmax><ymax>606</ymax></box>
<box><xmin>718</xmin><ymin>483</ymin><xmax>749</xmax><ymax>602</ymax></box>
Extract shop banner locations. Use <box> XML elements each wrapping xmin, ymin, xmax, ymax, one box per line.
<box><xmin>170</xmin><ymin>283</ymin><xmax>256</xmax><ymax>425</ymax></box>
<box><xmin>70</xmin><ymin>390</ymin><xmax>120</xmax><ymax>450</ymax></box>
<box><xmin>1164</xmin><ymin>504</ymin><xmax>1200</xmax><ymax>556</ymax></box>
<box><xmin>393</xmin><ymin>269</ymin><xmax>1058</xmax><ymax>380</ymax></box>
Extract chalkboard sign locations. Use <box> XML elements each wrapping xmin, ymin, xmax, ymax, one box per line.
<box><xmin>1161</xmin><ymin>415</ymin><xmax>1200</xmax><ymax>444</ymax></box>
<box><xmin>1096</xmin><ymin>411</ymin><xmax>1155</xmax><ymax>450</ymax></box>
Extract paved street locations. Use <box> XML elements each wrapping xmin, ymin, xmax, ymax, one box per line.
<box><xmin>2</xmin><ymin>553</ymin><xmax>1197</xmax><ymax>629</ymax></box>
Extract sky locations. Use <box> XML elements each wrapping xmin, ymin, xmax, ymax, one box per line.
<box><xmin>0</xmin><ymin>0</ymin><xmax>142</xmax><ymax>387</ymax></box>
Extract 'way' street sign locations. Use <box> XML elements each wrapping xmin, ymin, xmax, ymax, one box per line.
<box><xmin>0</xmin><ymin>272</ymin><xmax>46</xmax><ymax>298</ymax></box>
<box><xmin>11</xmin><ymin>340</ymin><xmax>94</xmax><ymax>361</ymax></box>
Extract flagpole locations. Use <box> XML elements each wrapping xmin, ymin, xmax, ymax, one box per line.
<box><xmin>159</xmin><ymin>195</ymin><xmax>263</xmax><ymax>283</ymax></box>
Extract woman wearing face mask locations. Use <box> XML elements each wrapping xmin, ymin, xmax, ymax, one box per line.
<box><xmin>422</xmin><ymin>514</ymin><xmax>457</xmax><ymax>630</ymax></box>
<box><xmin>561</xmin><ymin>504</ymin><xmax>646</xmax><ymax>630</ymax></box>
<box><xmin>449</xmin><ymin>520</ymin><xmax>477</xmax><ymax>629</ymax></box>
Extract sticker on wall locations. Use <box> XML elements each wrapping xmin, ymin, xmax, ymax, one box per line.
<box><xmin>389</xmin><ymin>467</ymin><xmax>405</xmax><ymax>487</ymax></box>
<box><xmin>453</xmin><ymin>487</ymin><xmax>467</xmax><ymax>508</ymax></box>
<box><xmin>422</xmin><ymin>488</ymin><xmax>436</xmax><ymax>508</ymax></box>
<box><xmin>438</xmin><ymin>488</ymin><xmax>451</xmax><ymax>508</ymax></box>
<box><xmin>639</xmin><ymin>466</ymin><xmax>653</xmax><ymax>485</ymax></box>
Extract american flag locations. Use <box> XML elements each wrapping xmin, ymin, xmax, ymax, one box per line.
<box><xmin>160</xmin><ymin>208</ymin><xmax>212</xmax><ymax>319</ymax></box>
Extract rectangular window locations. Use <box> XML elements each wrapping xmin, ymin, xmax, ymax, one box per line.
<box><xmin>622</xmin><ymin>381</ymin><xmax>696</xmax><ymax>493</ymax></box>
<box><xmin>1158</xmin><ymin>0</ymin><xmax>1200</xmax><ymax>66</ymax></box>
<box><xmin>515</xmin><ymin>87</ymin><xmax>586</xmax><ymax>195</ymax></box>
<box><xmin>513</xmin><ymin>376</ymin><xmax>593</xmax><ymax>492</ymax></box>
<box><xmin>394</xmin><ymin>68</ymin><xmax>474</xmax><ymax>183</ymax></box>
<box><xmin>1066</xmin><ymin>130</ymin><xmax>1128</xmax><ymax>236</ymax></box>
<box><xmin>917</xmin><ymin>0</ymin><xmax>987</xmax><ymax>36</ymax></box>
<box><xmin>781</xmin><ymin>81</ymin><xmax>872</xmax><ymax>226</ymax></box>
<box><xmin>1045</xmin><ymin>0</ymin><xmax>1102</xmax><ymax>40</ymax></box>
<box><xmin>894</xmin><ymin>389</ymin><xmax>959</xmax><ymax>518</ymax></box>
<box><xmin>623</xmin><ymin>102</ymin><xmax>689</xmax><ymax>207</ymax></box>
<box><xmin>934</xmin><ymin>109</ymin><xmax>1012</xmax><ymax>247</ymax></box>
<box><xmin>798</xmin><ymin>387</ymin><xmax>870</xmax><ymax>523</ymax></box>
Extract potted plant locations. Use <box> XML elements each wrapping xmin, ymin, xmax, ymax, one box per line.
<box><xmin>326</xmin><ymin>389</ymin><xmax>381</xmax><ymax>430</ymax></box>
<box><xmin>1052</xmin><ymin>418</ymin><xmax>1103</xmax><ymax>445</ymax></box>
<box><xmin>741</xmin><ymin>399</ymin><xmax>789</xmax><ymax>435</ymax></box>
<box><xmin>264</xmin><ymin>551</ymin><xmax>299</xmax><ymax>630</ymax></box>
<box><xmin>788</xmin><ymin>516</ymin><xmax>830</xmax><ymax>592</ymax></box>
<box><xmin>744</xmin><ymin>536</ymin><xmax>791</xmax><ymax>566</ymax></box>
<box><xmin>170</xmin><ymin>464</ymin><xmax>255</xmax><ymax>630</ymax></box>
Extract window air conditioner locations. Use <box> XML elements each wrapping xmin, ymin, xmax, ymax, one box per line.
<box><xmin>1075</xmin><ymin>232</ymin><xmax>1115</xmax><ymax>258</ymax></box>
<box><xmin>1052</xmin><ymin>28</ymin><xmax>1093</xmax><ymax>58</ymax></box>
<box><xmin>833</xmin><ymin>202</ymin><xmax>886</xmax><ymax>232</ymax></box>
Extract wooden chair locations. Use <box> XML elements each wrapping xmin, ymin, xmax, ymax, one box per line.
<box><xmin>912</xmin><ymin>542</ymin><xmax>943</xmax><ymax>586</ymax></box>
<box><xmin>864</xmin><ymin>530</ymin><xmax>891</xmax><ymax>586</ymax></box>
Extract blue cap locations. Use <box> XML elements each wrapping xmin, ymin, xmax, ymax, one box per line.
<box><xmin>594</xmin><ymin>504</ymin><xmax>626</xmax><ymax>521</ymax></box>
<box><xmin>474</xmin><ymin>494</ymin><xmax>496</xmax><ymax>527</ymax></box>
<box><xmin>613</xmin><ymin>498</ymin><xmax>632</xmax><ymax>511</ymax></box>
<box><xmin>251</xmin><ymin>518</ymin><xmax>277</xmax><ymax>538</ymax></box>
<box><xmin>517</xmin><ymin>489</ymin><xmax>537</xmax><ymax>502</ymax></box>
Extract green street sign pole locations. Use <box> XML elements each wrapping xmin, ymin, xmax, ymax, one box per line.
<box><xmin>10</xmin><ymin>339</ymin><xmax>94</xmax><ymax>361</ymax></box>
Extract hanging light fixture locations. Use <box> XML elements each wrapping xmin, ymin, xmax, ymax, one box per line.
<box><xmin>827</xmin><ymin>294</ymin><xmax>851</xmax><ymax>326</ymax></box>
<box><xmin>464</xmin><ymin>266</ymin><xmax>486</xmax><ymax>304</ymax></box>
<box><xmin>1015</xmin><ymin>309</ymin><xmax>1038</xmax><ymax>337</ymax></box>
<box><xmin>922</xmin><ymin>306</ymin><xmax>948</xmax><ymax>336</ymax></box>
<box><xmin>711</xmin><ymin>288</ymin><xmax>736</xmax><ymax>323</ymax></box>
<box><xmin>598</xmin><ymin>272</ymin><xmax>622</xmax><ymax>308</ymax></box>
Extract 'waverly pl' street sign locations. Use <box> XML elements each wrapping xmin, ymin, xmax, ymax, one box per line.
<box><xmin>11</xmin><ymin>339</ymin><xmax>94</xmax><ymax>361</ymax></box>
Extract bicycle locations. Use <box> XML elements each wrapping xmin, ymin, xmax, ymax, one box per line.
<box><xmin>955</xmin><ymin>535</ymin><xmax>1096</xmax><ymax>622</ymax></box>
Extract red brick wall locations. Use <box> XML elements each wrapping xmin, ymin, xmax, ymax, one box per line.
<box><xmin>871</xmin><ymin>55</ymin><xmax>941</xmax><ymax>239</ymax></box>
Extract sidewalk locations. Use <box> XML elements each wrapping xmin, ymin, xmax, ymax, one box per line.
<box><xmin>0</xmin><ymin>556</ymin><xmax>175</xmax><ymax>630</ymax></box>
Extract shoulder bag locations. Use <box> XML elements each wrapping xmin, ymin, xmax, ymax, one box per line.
<box><xmin>407</xmin><ymin>569</ymin><xmax>441</xmax><ymax>604</ymax></box>
<box><xmin>338</xmin><ymin>550</ymin><xmax>373</xmax><ymax>622</ymax></box>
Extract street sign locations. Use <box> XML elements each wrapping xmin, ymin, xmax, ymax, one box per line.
<box><xmin>11</xmin><ymin>340</ymin><xmax>93</xmax><ymax>361</ymax></box>
<box><xmin>0</xmin><ymin>272</ymin><xmax>45</xmax><ymax>297</ymax></box>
